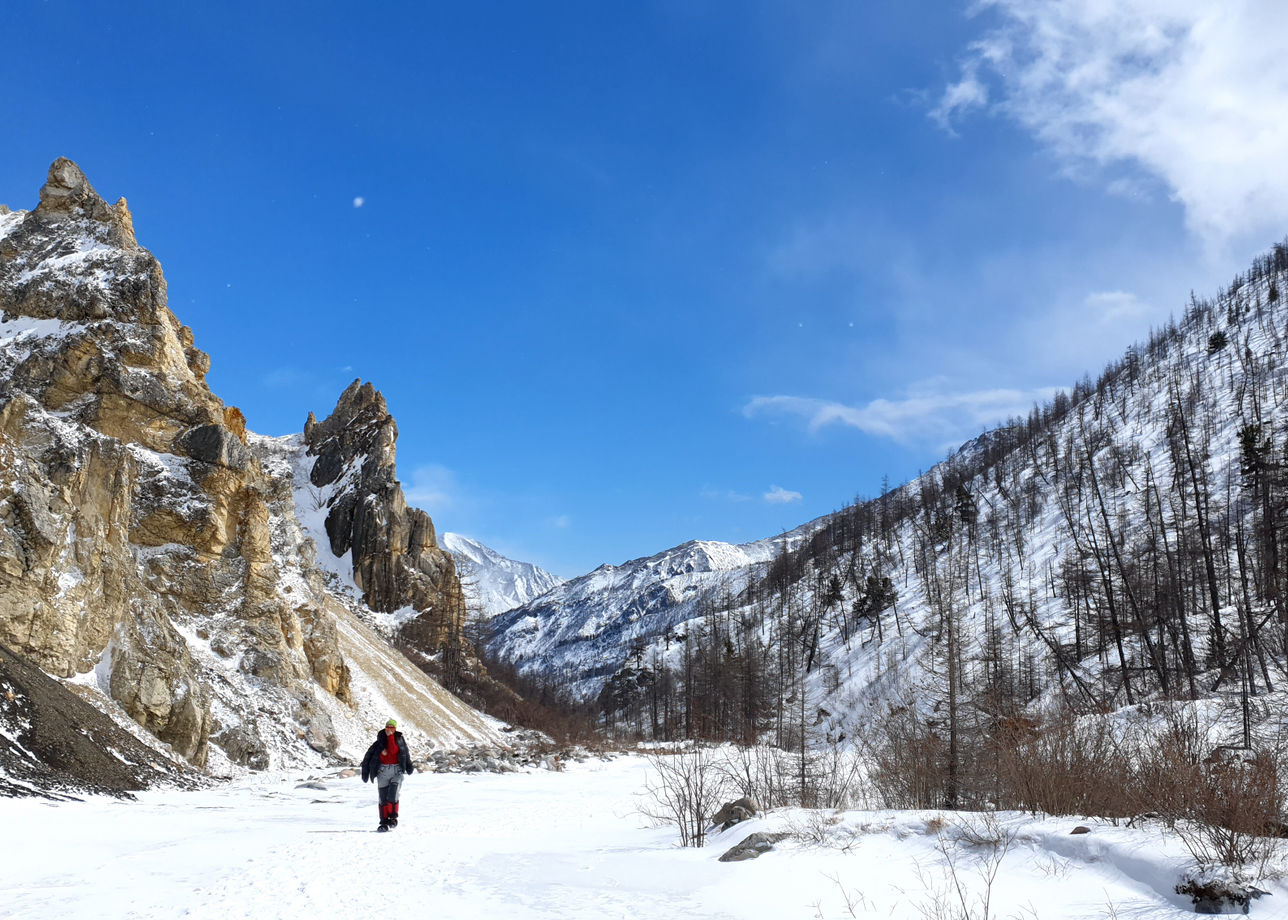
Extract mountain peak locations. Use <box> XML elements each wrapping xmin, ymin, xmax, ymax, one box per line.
<box><xmin>34</xmin><ymin>158</ymin><xmax>136</xmax><ymax>248</ymax></box>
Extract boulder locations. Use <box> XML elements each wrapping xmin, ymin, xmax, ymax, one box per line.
<box><xmin>1176</xmin><ymin>877</ymin><xmax>1270</xmax><ymax>915</ymax></box>
<box><xmin>718</xmin><ymin>832</ymin><xmax>791</xmax><ymax>863</ymax></box>
<box><xmin>711</xmin><ymin>796</ymin><xmax>759</xmax><ymax>830</ymax></box>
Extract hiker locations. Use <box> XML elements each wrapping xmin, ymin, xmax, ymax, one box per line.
<box><xmin>361</xmin><ymin>718</ymin><xmax>415</xmax><ymax>832</ymax></box>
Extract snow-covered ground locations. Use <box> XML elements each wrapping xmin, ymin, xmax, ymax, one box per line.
<box><xmin>3</xmin><ymin>755</ymin><xmax>1281</xmax><ymax>919</ymax></box>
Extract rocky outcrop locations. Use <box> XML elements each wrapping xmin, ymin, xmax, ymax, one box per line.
<box><xmin>717</xmin><ymin>832</ymin><xmax>791</xmax><ymax>862</ymax></box>
<box><xmin>0</xmin><ymin>160</ymin><xmax>355</xmax><ymax>770</ymax></box>
<box><xmin>304</xmin><ymin>380</ymin><xmax>465</xmax><ymax>651</ymax></box>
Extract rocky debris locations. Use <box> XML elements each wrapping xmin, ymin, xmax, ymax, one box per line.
<box><xmin>304</xmin><ymin>380</ymin><xmax>464</xmax><ymax>652</ymax></box>
<box><xmin>710</xmin><ymin>796</ymin><xmax>759</xmax><ymax>831</ymax></box>
<box><xmin>1070</xmin><ymin>825</ymin><xmax>1091</xmax><ymax>835</ymax></box>
<box><xmin>718</xmin><ymin>832</ymin><xmax>791</xmax><ymax>863</ymax></box>
<box><xmin>0</xmin><ymin>642</ymin><xmax>195</xmax><ymax>799</ymax></box>
<box><xmin>421</xmin><ymin>739</ymin><xmax>605</xmax><ymax>775</ymax></box>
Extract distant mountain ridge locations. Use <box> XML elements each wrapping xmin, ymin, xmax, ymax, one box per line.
<box><xmin>440</xmin><ymin>533</ymin><xmax>563</xmax><ymax>618</ymax></box>
<box><xmin>484</xmin><ymin>529</ymin><xmax>814</xmax><ymax>701</ymax></box>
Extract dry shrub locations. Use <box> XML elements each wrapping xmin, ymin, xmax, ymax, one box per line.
<box><xmin>993</xmin><ymin>712</ymin><xmax>1135</xmax><ymax>818</ymax></box>
<box><xmin>718</xmin><ymin>741</ymin><xmax>868</xmax><ymax>811</ymax></box>
<box><xmin>862</xmin><ymin>705</ymin><xmax>949</xmax><ymax>809</ymax></box>
<box><xmin>864</xmin><ymin>699</ymin><xmax>1285</xmax><ymax>872</ymax></box>
<box><xmin>1141</xmin><ymin>740</ymin><xmax>1284</xmax><ymax>872</ymax></box>
<box><xmin>638</xmin><ymin>746</ymin><xmax>728</xmax><ymax>847</ymax></box>
<box><xmin>720</xmin><ymin>743</ymin><xmax>796</xmax><ymax>810</ymax></box>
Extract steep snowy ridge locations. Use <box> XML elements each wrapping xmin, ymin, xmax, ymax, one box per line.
<box><xmin>441</xmin><ymin>532</ymin><xmax>563</xmax><ymax>618</ymax></box>
<box><xmin>486</xmin><ymin>528</ymin><xmax>814</xmax><ymax>701</ymax></box>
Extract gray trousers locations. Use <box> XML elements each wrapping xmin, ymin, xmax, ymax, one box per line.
<box><xmin>377</xmin><ymin>762</ymin><xmax>404</xmax><ymax>807</ymax></box>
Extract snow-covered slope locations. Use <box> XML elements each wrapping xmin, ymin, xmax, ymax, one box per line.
<box><xmin>490</xmin><ymin>241</ymin><xmax>1288</xmax><ymax>760</ymax></box>
<box><xmin>441</xmin><ymin>532</ymin><xmax>563</xmax><ymax>618</ymax></box>
<box><xmin>485</xmin><ymin>530</ymin><xmax>813</xmax><ymax>701</ymax></box>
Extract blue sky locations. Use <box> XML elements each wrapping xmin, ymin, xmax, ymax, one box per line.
<box><xmin>4</xmin><ymin>1</ymin><xmax>1287</xmax><ymax>577</ymax></box>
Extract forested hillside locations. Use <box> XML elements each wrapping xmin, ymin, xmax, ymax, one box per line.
<box><xmin>594</xmin><ymin>242</ymin><xmax>1288</xmax><ymax>805</ymax></box>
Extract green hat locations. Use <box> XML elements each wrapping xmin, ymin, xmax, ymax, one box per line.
<box><xmin>385</xmin><ymin>718</ymin><xmax>397</xmax><ymax>727</ymax></box>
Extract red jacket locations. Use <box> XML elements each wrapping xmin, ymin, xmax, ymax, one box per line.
<box><xmin>361</xmin><ymin>730</ymin><xmax>415</xmax><ymax>781</ymax></box>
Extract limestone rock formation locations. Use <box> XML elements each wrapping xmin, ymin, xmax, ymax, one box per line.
<box><xmin>304</xmin><ymin>380</ymin><xmax>465</xmax><ymax>652</ymax></box>
<box><xmin>0</xmin><ymin>160</ymin><xmax>499</xmax><ymax>784</ymax></box>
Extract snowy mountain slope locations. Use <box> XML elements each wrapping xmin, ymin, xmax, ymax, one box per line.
<box><xmin>441</xmin><ymin>532</ymin><xmax>563</xmax><ymax>618</ymax></box>
<box><xmin>485</xmin><ymin>529</ymin><xmax>814</xmax><ymax>701</ymax></box>
<box><xmin>253</xmin><ymin>434</ymin><xmax>505</xmax><ymax>759</ymax></box>
<box><xmin>579</xmin><ymin>241</ymin><xmax>1288</xmax><ymax>758</ymax></box>
<box><xmin>489</xmin><ymin>240</ymin><xmax>1288</xmax><ymax>765</ymax></box>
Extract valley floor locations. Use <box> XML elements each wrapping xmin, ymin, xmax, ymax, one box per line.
<box><xmin>0</xmin><ymin>756</ymin><xmax>1283</xmax><ymax>919</ymax></box>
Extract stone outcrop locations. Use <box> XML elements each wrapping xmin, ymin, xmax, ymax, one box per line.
<box><xmin>0</xmin><ymin>160</ymin><xmax>355</xmax><ymax>770</ymax></box>
<box><xmin>717</xmin><ymin>832</ymin><xmax>791</xmax><ymax>863</ymax></box>
<box><xmin>304</xmin><ymin>380</ymin><xmax>465</xmax><ymax>651</ymax></box>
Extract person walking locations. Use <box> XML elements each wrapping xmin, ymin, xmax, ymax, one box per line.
<box><xmin>361</xmin><ymin>718</ymin><xmax>415</xmax><ymax>831</ymax></box>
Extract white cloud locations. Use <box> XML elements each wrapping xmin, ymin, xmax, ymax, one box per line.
<box><xmin>935</xmin><ymin>0</ymin><xmax>1288</xmax><ymax>248</ymax></box>
<box><xmin>549</xmin><ymin>514</ymin><xmax>572</xmax><ymax>529</ymax></box>
<box><xmin>764</xmin><ymin>485</ymin><xmax>803</xmax><ymax>504</ymax></box>
<box><xmin>701</xmin><ymin>488</ymin><xmax>753</xmax><ymax>503</ymax></box>
<box><xmin>745</xmin><ymin>378</ymin><xmax>1060</xmax><ymax>446</ymax></box>
<box><xmin>404</xmin><ymin>464</ymin><xmax>457</xmax><ymax>512</ymax></box>
<box><xmin>1083</xmin><ymin>290</ymin><xmax>1150</xmax><ymax>325</ymax></box>
<box><xmin>352</xmin><ymin>196</ymin><xmax>365</xmax><ymax>208</ymax></box>
<box><xmin>263</xmin><ymin>367</ymin><xmax>309</xmax><ymax>389</ymax></box>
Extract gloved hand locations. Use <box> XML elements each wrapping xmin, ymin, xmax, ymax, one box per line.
<box><xmin>406</xmin><ymin>764</ymin><xmax>415</xmax><ymax>775</ymax></box>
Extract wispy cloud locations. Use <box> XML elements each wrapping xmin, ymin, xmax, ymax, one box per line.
<box><xmin>404</xmin><ymin>464</ymin><xmax>457</xmax><ymax>512</ymax></box>
<box><xmin>1082</xmin><ymin>290</ymin><xmax>1151</xmax><ymax>326</ymax></box>
<box><xmin>548</xmin><ymin>514</ymin><xmax>572</xmax><ymax>529</ymax></box>
<box><xmin>933</xmin><ymin>0</ymin><xmax>1288</xmax><ymax>249</ymax></box>
<box><xmin>764</xmin><ymin>485</ymin><xmax>803</xmax><ymax>504</ymax></box>
<box><xmin>263</xmin><ymin>366</ymin><xmax>311</xmax><ymax>389</ymax></box>
<box><xmin>745</xmin><ymin>378</ymin><xmax>1060</xmax><ymax>446</ymax></box>
<box><xmin>701</xmin><ymin>488</ymin><xmax>754</xmax><ymax>503</ymax></box>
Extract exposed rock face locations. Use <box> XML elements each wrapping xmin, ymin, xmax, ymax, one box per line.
<box><xmin>0</xmin><ymin>160</ymin><xmax>354</xmax><ymax>770</ymax></box>
<box><xmin>304</xmin><ymin>380</ymin><xmax>465</xmax><ymax>651</ymax></box>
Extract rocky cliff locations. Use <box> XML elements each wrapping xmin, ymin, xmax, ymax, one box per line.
<box><xmin>0</xmin><ymin>160</ymin><xmax>498</xmax><ymax>784</ymax></box>
<box><xmin>303</xmin><ymin>380</ymin><xmax>464</xmax><ymax>652</ymax></box>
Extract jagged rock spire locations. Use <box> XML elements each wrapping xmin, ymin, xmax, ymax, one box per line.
<box><xmin>34</xmin><ymin>158</ymin><xmax>136</xmax><ymax>248</ymax></box>
<box><xmin>305</xmin><ymin>381</ymin><xmax>463</xmax><ymax>647</ymax></box>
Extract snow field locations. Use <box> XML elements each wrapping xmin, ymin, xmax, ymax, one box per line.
<box><xmin>3</xmin><ymin>755</ymin><xmax>1281</xmax><ymax>919</ymax></box>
